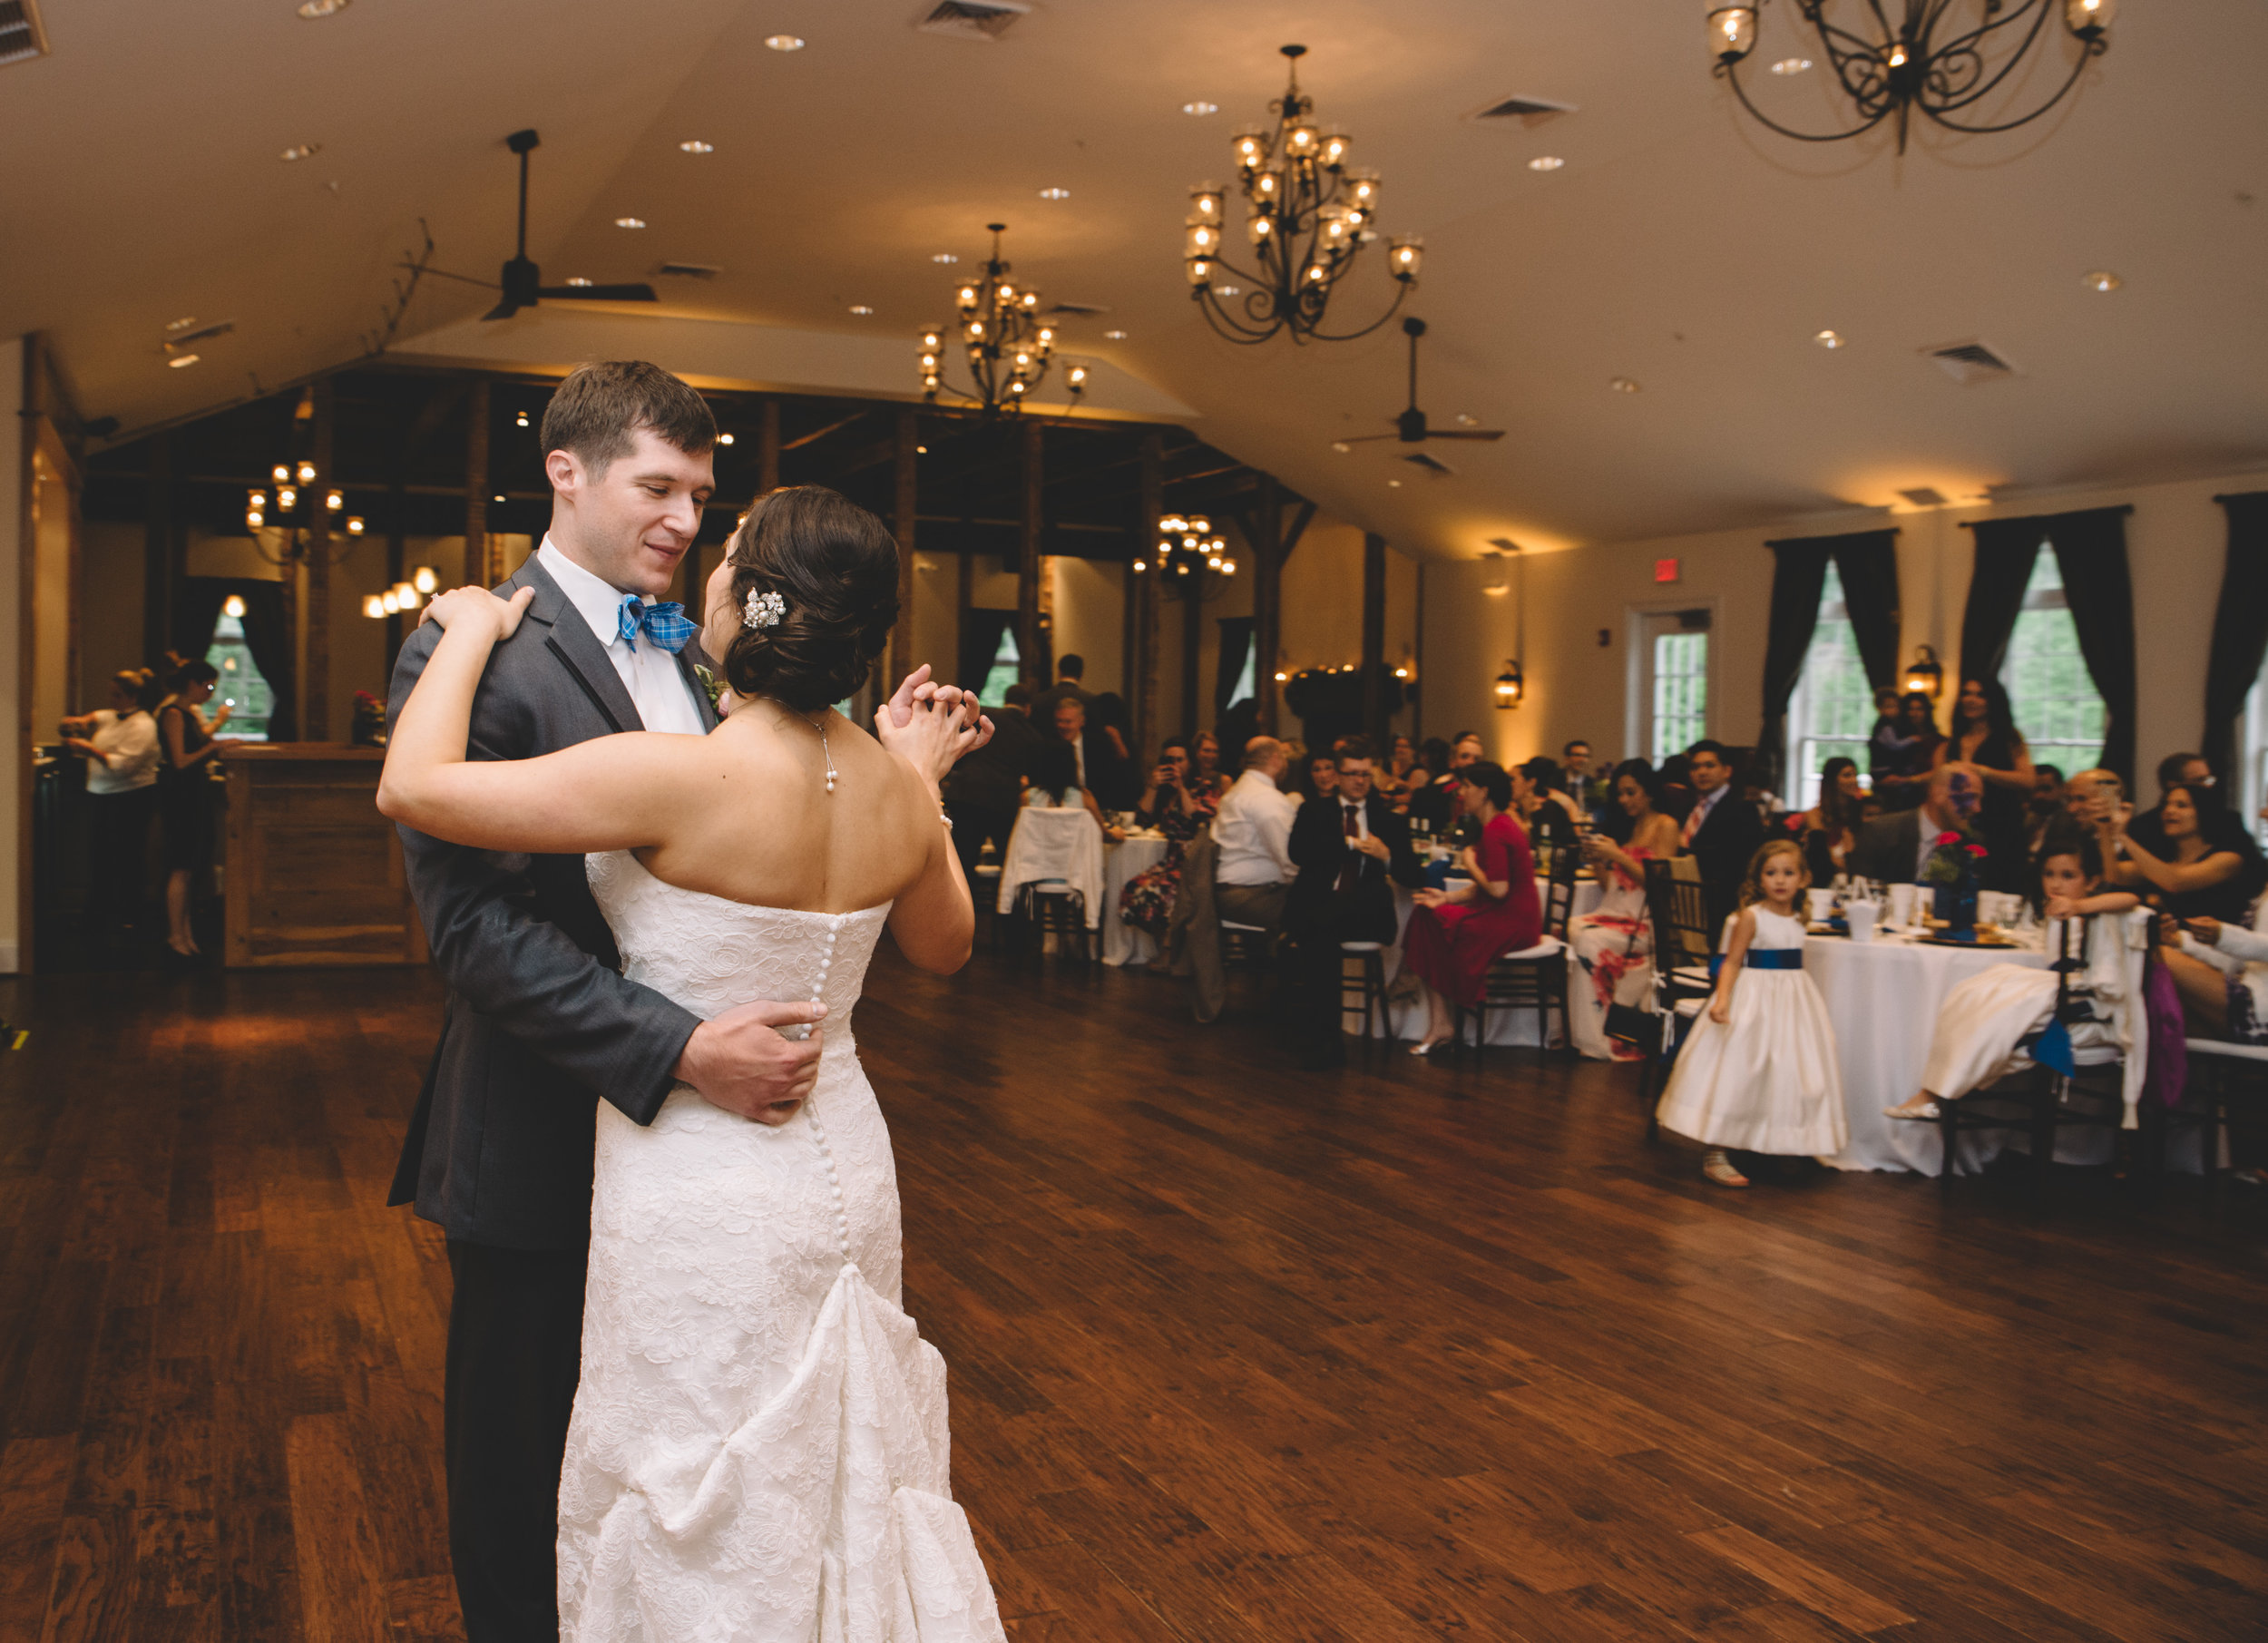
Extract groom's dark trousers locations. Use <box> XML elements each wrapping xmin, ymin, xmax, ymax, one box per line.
<box><xmin>388</xmin><ymin>556</ymin><xmax>718</xmax><ymax>1642</ymax></box>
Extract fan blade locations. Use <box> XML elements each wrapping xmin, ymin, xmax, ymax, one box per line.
<box><xmin>541</xmin><ymin>283</ymin><xmax>658</xmax><ymax>303</ymax></box>
<box><xmin>411</xmin><ymin>263</ymin><xmax>503</xmax><ymax>289</ymax></box>
<box><xmin>481</xmin><ymin>298</ymin><xmax>523</xmax><ymax>322</ymax></box>
<box><xmin>1423</xmin><ymin>429</ymin><xmax>1507</xmax><ymax>441</ymax></box>
<box><xmin>1330</xmin><ymin>434</ymin><xmax>1403</xmax><ymax>446</ymax></box>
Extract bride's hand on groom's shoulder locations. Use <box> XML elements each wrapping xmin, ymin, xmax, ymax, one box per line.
<box><xmin>419</xmin><ymin>584</ymin><xmax>535</xmax><ymax>641</ymax></box>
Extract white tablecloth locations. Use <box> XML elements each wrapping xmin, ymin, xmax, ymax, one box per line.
<box><xmin>1810</xmin><ymin>931</ymin><xmax>2048</xmax><ymax>1174</ymax></box>
<box><xmin>1101</xmin><ymin>835</ymin><xmax>1170</xmax><ymax>966</ymax></box>
<box><xmin>1373</xmin><ymin>876</ymin><xmax>1603</xmax><ymax>1045</ymax></box>
<box><xmin>995</xmin><ymin>807</ymin><xmax>1106</xmax><ymax>928</ymax></box>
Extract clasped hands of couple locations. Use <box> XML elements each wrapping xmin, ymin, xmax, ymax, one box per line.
<box><xmin>418</xmin><ymin>582</ymin><xmax>993</xmax><ymax>1129</ymax></box>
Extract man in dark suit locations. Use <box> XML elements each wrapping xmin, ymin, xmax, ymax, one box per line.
<box><xmin>387</xmin><ymin>362</ymin><xmax>946</xmax><ymax>1642</ymax></box>
<box><xmin>1051</xmin><ymin>692</ymin><xmax>1135</xmax><ymax>809</ymax></box>
<box><xmin>943</xmin><ymin>680</ymin><xmax>1045</xmax><ymax>875</ymax></box>
<box><xmin>1850</xmin><ymin>759</ymin><xmax>1985</xmax><ymax>884</ymax></box>
<box><xmin>1283</xmin><ymin>738</ymin><xmax>1426</xmax><ymax>1068</ymax></box>
<box><xmin>1679</xmin><ymin>739</ymin><xmax>1767</xmax><ymax>939</ymax></box>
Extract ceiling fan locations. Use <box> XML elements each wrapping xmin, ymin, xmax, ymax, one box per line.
<box><xmin>415</xmin><ymin>130</ymin><xmax>660</xmax><ymax>320</ymax></box>
<box><xmin>1330</xmin><ymin>317</ymin><xmax>1506</xmax><ymax>465</ymax></box>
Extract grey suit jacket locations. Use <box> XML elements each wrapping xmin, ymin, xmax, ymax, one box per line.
<box><xmin>1850</xmin><ymin>807</ymin><xmax>1930</xmax><ymax>885</ymax></box>
<box><xmin>386</xmin><ymin>555</ymin><xmax>719</xmax><ymax>1251</ymax></box>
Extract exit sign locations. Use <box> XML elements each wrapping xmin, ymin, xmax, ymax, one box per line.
<box><xmin>1654</xmin><ymin>558</ymin><xmax>1681</xmax><ymax>583</ymax></box>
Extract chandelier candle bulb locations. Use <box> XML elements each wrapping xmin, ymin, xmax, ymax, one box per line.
<box><xmin>382</xmin><ymin>589</ymin><xmax>400</xmax><ymax>614</ymax></box>
<box><xmin>364</xmin><ymin>595</ymin><xmax>386</xmax><ymax>620</ymax></box>
<box><xmin>298</xmin><ymin>461</ymin><xmax>317</xmax><ymax>483</ymax></box>
<box><xmin>277</xmin><ymin>486</ymin><xmax>297</xmax><ymax>511</ymax></box>
<box><xmin>326</xmin><ymin>491</ymin><xmax>343</xmax><ymax>511</ymax></box>
<box><xmin>413</xmin><ymin>566</ymin><xmax>438</xmax><ymax>594</ymax></box>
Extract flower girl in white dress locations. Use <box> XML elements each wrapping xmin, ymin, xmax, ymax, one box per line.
<box><xmin>1655</xmin><ymin>839</ymin><xmax>1847</xmax><ymax>1188</ymax></box>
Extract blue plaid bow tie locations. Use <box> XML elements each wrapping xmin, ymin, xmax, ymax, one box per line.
<box><xmin>617</xmin><ymin>594</ymin><xmax>695</xmax><ymax>654</ymax></box>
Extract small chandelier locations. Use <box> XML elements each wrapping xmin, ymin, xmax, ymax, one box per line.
<box><xmin>1139</xmin><ymin>513</ymin><xmax>1237</xmax><ymax>589</ymax></box>
<box><xmin>919</xmin><ymin>224</ymin><xmax>1083</xmax><ymax>416</ymax></box>
<box><xmin>364</xmin><ymin>565</ymin><xmax>440</xmax><ymax>621</ymax></box>
<box><xmin>1185</xmin><ymin>44</ymin><xmax>1422</xmax><ymax>346</ymax></box>
<box><xmin>1708</xmin><ymin>1</ymin><xmax>2113</xmax><ymax>155</ymax></box>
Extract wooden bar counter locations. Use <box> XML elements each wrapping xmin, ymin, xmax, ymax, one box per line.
<box><xmin>220</xmin><ymin>743</ymin><xmax>428</xmax><ymax>967</ymax></box>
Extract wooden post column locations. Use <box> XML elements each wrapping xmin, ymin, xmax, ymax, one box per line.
<box><xmin>303</xmin><ymin>377</ymin><xmax>335</xmax><ymax>742</ymax></box>
<box><xmin>1360</xmin><ymin>531</ymin><xmax>1386</xmax><ymax>744</ymax></box>
<box><xmin>1017</xmin><ymin>418</ymin><xmax>1047</xmax><ymax>687</ymax></box>
<box><xmin>142</xmin><ymin>430</ymin><xmax>173</xmax><ymax>665</ymax></box>
<box><xmin>1132</xmin><ymin>433</ymin><xmax>1162</xmax><ymax>757</ymax></box>
<box><xmin>891</xmin><ymin>407</ymin><xmax>918</xmax><ymax>683</ymax></box>
<box><xmin>463</xmin><ymin>378</ymin><xmax>490</xmax><ymax>588</ymax></box>
<box><xmin>1253</xmin><ymin>474</ymin><xmax>1282</xmax><ymax>734</ymax></box>
<box><xmin>758</xmin><ymin>398</ymin><xmax>781</xmax><ymax>492</ymax></box>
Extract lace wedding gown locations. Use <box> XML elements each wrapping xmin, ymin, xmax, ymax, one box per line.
<box><xmin>558</xmin><ymin>850</ymin><xmax>1007</xmax><ymax>1643</ymax></box>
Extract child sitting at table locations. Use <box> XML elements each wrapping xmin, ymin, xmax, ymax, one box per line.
<box><xmin>1656</xmin><ymin>838</ymin><xmax>1848</xmax><ymax>1188</ymax></box>
<box><xmin>1883</xmin><ymin>832</ymin><xmax>2140</xmax><ymax>1122</ymax></box>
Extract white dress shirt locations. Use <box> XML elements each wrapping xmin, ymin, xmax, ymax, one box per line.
<box><xmin>1212</xmin><ymin>768</ymin><xmax>1296</xmax><ymax>886</ymax></box>
<box><xmin>538</xmin><ymin>539</ymin><xmax>708</xmax><ymax>737</ymax></box>
<box><xmin>84</xmin><ymin>709</ymin><xmax>161</xmax><ymax>796</ymax></box>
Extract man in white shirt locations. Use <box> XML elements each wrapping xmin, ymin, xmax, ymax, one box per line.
<box><xmin>535</xmin><ymin>536</ymin><xmax>710</xmax><ymax>736</ymax></box>
<box><xmin>1180</xmin><ymin>737</ymin><xmax>1295</xmax><ymax>1021</ymax></box>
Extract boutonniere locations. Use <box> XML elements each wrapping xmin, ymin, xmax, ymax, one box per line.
<box><xmin>692</xmin><ymin>663</ymin><xmax>727</xmax><ymax>713</ymax></box>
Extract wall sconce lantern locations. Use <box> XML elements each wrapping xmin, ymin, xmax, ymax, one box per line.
<box><xmin>1493</xmin><ymin>659</ymin><xmax>1525</xmax><ymax>709</ymax></box>
<box><xmin>1903</xmin><ymin>643</ymin><xmax>1944</xmax><ymax>700</ymax></box>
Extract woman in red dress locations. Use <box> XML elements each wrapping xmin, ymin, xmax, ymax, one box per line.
<box><xmin>1403</xmin><ymin>761</ymin><xmax>1543</xmax><ymax>1055</ymax></box>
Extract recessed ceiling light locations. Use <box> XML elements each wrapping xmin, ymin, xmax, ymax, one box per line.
<box><xmin>1038</xmin><ymin>187</ymin><xmax>1070</xmax><ymax>200</ymax></box>
<box><xmin>1770</xmin><ymin>56</ymin><xmax>1813</xmax><ymax>74</ymax></box>
<box><xmin>678</xmin><ymin>140</ymin><xmax>714</xmax><ymax>154</ymax></box>
<box><xmin>717</xmin><ymin>432</ymin><xmax>735</xmax><ymax>445</ymax></box>
<box><xmin>931</xmin><ymin>252</ymin><xmax>958</xmax><ymax>264</ymax></box>
<box><xmin>765</xmin><ymin>34</ymin><xmax>805</xmax><ymax>51</ymax></box>
<box><xmin>1104</xmin><ymin>328</ymin><xmax>1128</xmax><ymax>339</ymax></box>
<box><xmin>1455</xmin><ymin>413</ymin><xmax>1478</xmax><ymax>425</ymax></box>
<box><xmin>296</xmin><ymin>0</ymin><xmax>350</xmax><ymax>16</ymax></box>
<box><xmin>849</xmin><ymin>304</ymin><xmax>875</xmax><ymax>315</ymax></box>
<box><xmin>1528</xmin><ymin>155</ymin><xmax>1565</xmax><ymax>171</ymax></box>
<box><xmin>1182</xmin><ymin>100</ymin><xmax>1219</xmax><ymax>115</ymax></box>
<box><xmin>280</xmin><ymin>142</ymin><xmax>321</xmax><ymax>162</ymax></box>
<box><xmin>1332</xmin><ymin>441</ymin><xmax>1353</xmax><ymax>454</ymax></box>
<box><xmin>1814</xmin><ymin>328</ymin><xmax>1844</xmax><ymax>348</ymax></box>
<box><xmin>614</xmin><ymin>217</ymin><xmax>646</xmax><ymax>230</ymax></box>
<box><xmin>1609</xmin><ymin>377</ymin><xmax>1640</xmax><ymax>393</ymax></box>
<box><xmin>167</xmin><ymin>353</ymin><xmax>200</xmax><ymax>368</ymax></box>
<box><xmin>166</xmin><ymin>316</ymin><xmax>198</xmax><ymax>332</ymax></box>
<box><xmin>1387</xmin><ymin>478</ymin><xmax>1403</xmax><ymax>487</ymax></box>
<box><xmin>565</xmin><ymin>277</ymin><xmax>594</xmax><ymax>287</ymax></box>
<box><xmin>2083</xmin><ymin>269</ymin><xmax>2123</xmax><ymax>292</ymax></box>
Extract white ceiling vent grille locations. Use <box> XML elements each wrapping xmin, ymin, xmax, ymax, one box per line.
<box><xmin>658</xmin><ymin>262</ymin><xmax>723</xmax><ymax>280</ymax></box>
<box><xmin>915</xmin><ymin>1</ymin><xmax>1030</xmax><ymax>41</ymax></box>
<box><xmin>1926</xmin><ymin>339</ymin><xmax>2018</xmax><ymax>384</ymax></box>
<box><xmin>0</xmin><ymin>0</ymin><xmax>52</xmax><ymax>68</ymax></box>
<box><xmin>1471</xmin><ymin>94</ymin><xmax>1577</xmax><ymax>124</ymax></box>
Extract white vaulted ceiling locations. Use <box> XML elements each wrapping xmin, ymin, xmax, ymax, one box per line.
<box><xmin>6</xmin><ymin>0</ymin><xmax>2265</xmax><ymax>554</ymax></box>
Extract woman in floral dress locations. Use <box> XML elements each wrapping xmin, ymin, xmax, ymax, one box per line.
<box><xmin>1119</xmin><ymin>738</ymin><xmax>1217</xmax><ymax>934</ymax></box>
<box><xmin>1568</xmin><ymin>760</ymin><xmax>1681</xmax><ymax>1061</ymax></box>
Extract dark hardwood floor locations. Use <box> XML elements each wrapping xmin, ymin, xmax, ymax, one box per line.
<box><xmin>4</xmin><ymin>944</ymin><xmax>2265</xmax><ymax>1641</ymax></box>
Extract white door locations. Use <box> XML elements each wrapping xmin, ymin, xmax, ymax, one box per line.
<box><xmin>1633</xmin><ymin>608</ymin><xmax>1712</xmax><ymax>762</ymax></box>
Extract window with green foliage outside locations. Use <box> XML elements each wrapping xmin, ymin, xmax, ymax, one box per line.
<box><xmin>1649</xmin><ymin>631</ymin><xmax>1708</xmax><ymax>762</ymax></box>
<box><xmin>205</xmin><ymin>608</ymin><xmax>274</xmax><ymax>741</ymax></box>
<box><xmin>1786</xmin><ymin>562</ymin><xmax>1875</xmax><ymax>807</ymax></box>
<box><xmin>2000</xmin><ymin>549</ymin><xmax>2105</xmax><ymax>770</ymax></box>
<box><xmin>980</xmin><ymin>626</ymin><xmax>1022</xmax><ymax>708</ymax></box>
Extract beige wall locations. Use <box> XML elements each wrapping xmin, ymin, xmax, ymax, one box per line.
<box><xmin>1419</xmin><ymin>469</ymin><xmax>2264</xmax><ymax>785</ymax></box>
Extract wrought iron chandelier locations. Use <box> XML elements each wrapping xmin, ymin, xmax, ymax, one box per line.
<box><xmin>918</xmin><ymin>224</ymin><xmax>1086</xmax><ymax>416</ymax></box>
<box><xmin>1707</xmin><ymin>1</ymin><xmax>2114</xmax><ymax>154</ymax></box>
<box><xmin>1184</xmin><ymin>44</ymin><xmax>1422</xmax><ymax>346</ymax></box>
<box><xmin>1135</xmin><ymin>513</ymin><xmax>1237</xmax><ymax>592</ymax></box>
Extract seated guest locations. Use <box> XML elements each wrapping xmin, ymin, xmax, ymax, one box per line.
<box><xmin>1512</xmin><ymin>757</ymin><xmax>1581</xmax><ymax>858</ymax></box>
<box><xmin>2097</xmin><ymin>780</ymin><xmax>2263</xmax><ymax>923</ymax></box>
<box><xmin>1562</xmin><ymin>738</ymin><xmax>1608</xmax><ymax>819</ymax></box>
<box><xmin>2160</xmin><ymin>902</ymin><xmax>2268</xmax><ymax>1046</ymax></box>
<box><xmin>61</xmin><ymin>666</ymin><xmax>163</xmax><ymax>931</ymax></box>
<box><xmin>1182</xmin><ymin>735</ymin><xmax>1297</xmax><ymax>1020</ymax></box>
<box><xmin>1408</xmin><ymin>730</ymin><xmax>1485</xmax><ymax>840</ymax></box>
<box><xmin>1790</xmin><ymin>756</ymin><xmax>1864</xmax><ymax>885</ymax></box>
<box><xmin>2124</xmin><ymin>750</ymin><xmax>2221</xmax><ymax>860</ymax></box>
<box><xmin>2025</xmin><ymin>763</ymin><xmax>2067</xmax><ymax>862</ymax></box>
<box><xmin>1381</xmin><ymin>735</ymin><xmax>1421</xmax><ymax>802</ymax></box>
<box><xmin>1885</xmin><ymin>833</ymin><xmax>2143</xmax><ymax>1121</ymax></box>
<box><xmin>1870</xmin><ymin>690</ymin><xmax>1942</xmax><ymax>811</ymax></box>
<box><xmin>1287</xmin><ymin>749</ymin><xmax>1339</xmax><ymax>806</ymax></box>
<box><xmin>1119</xmin><ymin>738</ymin><xmax>1213</xmax><ymax>937</ymax></box>
<box><xmin>1569</xmin><ymin>760</ymin><xmax>1679</xmax><ymax>1061</ymax></box>
<box><xmin>1189</xmin><ymin>729</ymin><xmax>1231</xmax><ymax>801</ymax></box>
<box><xmin>1403</xmin><ymin>761</ymin><xmax>1542</xmax><ymax>1056</ymax></box>
<box><xmin>2062</xmin><ymin>767</ymin><xmax>2124</xmax><ymax>827</ymax></box>
<box><xmin>1023</xmin><ymin>738</ymin><xmax>1112</xmax><ymax>836</ymax></box>
<box><xmin>1050</xmin><ymin>695</ymin><xmax>1131</xmax><ymax>812</ymax></box>
<box><xmin>942</xmin><ymin>680</ymin><xmax>1044</xmax><ymax>876</ymax></box>
<box><xmin>1932</xmin><ymin>677</ymin><xmax>2034</xmax><ymax>891</ymax></box>
<box><xmin>1283</xmin><ymin>739</ymin><xmax>1424</xmax><ymax>1068</ymax></box>
<box><xmin>1680</xmin><ymin>739</ymin><xmax>1765</xmax><ymax>939</ymax></box>
<box><xmin>1849</xmin><ymin>760</ymin><xmax>1984</xmax><ymax>885</ymax></box>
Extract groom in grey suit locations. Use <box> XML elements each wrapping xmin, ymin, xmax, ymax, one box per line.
<box><xmin>389</xmin><ymin>362</ymin><xmax>831</xmax><ymax>1641</ymax></box>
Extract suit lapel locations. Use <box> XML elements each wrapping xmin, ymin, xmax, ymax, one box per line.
<box><xmin>513</xmin><ymin>556</ymin><xmax>645</xmax><ymax>734</ymax></box>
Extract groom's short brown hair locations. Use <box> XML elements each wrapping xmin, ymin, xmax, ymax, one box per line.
<box><xmin>540</xmin><ymin>360</ymin><xmax>716</xmax><ymax>478</ymax></box>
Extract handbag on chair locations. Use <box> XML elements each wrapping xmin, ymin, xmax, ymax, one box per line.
<box><xmin>1602</xmin><ymin>925</ymin><xmax>1663</xmax><ymax>1054</ymax></box>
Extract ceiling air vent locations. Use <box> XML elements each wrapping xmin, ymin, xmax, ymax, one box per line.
<box><xmin>1926</xmin><ymin>339</ymin><xmax>2018</xmax><ymax>384</ymax></box>
<box><xmin>658</xmin><ymin>262</ymin><xmax>723</xmax><ymax>280</ymax></box>
<box><xmin>915</xmin><ymin>0</ymin><xmax>1030</xmax><ymax>41</ymax></box>
<box><xmin>1</xmin><ymin>0</ymin><xmax>52</xmax><ymax>67</ymax></box>
<box><xmin>1471</xmin><ymin>94</ymin><xmax>1578</xmax><ymax>125</ymax></box>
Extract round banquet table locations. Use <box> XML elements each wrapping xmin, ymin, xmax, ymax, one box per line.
<box><xmin>1374</xmin><ymin>876</ymin><xmax>1603</xmax><ymax>1046</ymax></box>
<box><xmin>1100</xmin><ymin>833</ymin><xmax>1170</xmax><ymax>967</ymax></box>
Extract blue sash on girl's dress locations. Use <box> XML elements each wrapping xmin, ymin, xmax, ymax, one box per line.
<box><xmin>1745</xmin><ymin>948</ymin><xmax>1804</xmax><ymax>970</ymax></box>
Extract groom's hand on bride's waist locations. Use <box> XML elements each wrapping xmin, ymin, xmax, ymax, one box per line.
<box><xmin>674</xmin><ymin>1000</ymin><xmax>826</xmax><ymax>1127</ymax></box>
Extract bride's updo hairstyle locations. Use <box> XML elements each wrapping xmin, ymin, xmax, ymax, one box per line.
<box><xmin>720</xmin><ymin>485</ymin><xmax>902</xmax><ymax>713</ymax></box>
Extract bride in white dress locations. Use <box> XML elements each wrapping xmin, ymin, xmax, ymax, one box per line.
<box><xmin>378</xmin><ymin>485</ymin><xmax>1008</xmax><ymax>1642</ymax></box>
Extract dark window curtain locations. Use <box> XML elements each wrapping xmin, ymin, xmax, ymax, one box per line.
<box><xmin>958</xmin><ymin>608</ymin><xmax>1016</xmax><ymax>701</ymax></box>
<box><xmin>2043</xmin><ymin>507</ymin><xmax>2136</xmax><ymax>784</ymax></box>
<box><xmin>1215</xmin><ymin>616</ymin><xmax>1256</xmax><ymax>713</ymax></box>
<box><xmin>1957</xmin><ymin>517</ymin><xmax>2048</xmax><ymax>683</ymax></box>
<box><xmin>177</xmin><ymin>577</ymin><xmax>298</xmax><ymax>741</ymax></box>
<box><xmin>1756</xmin><ymin>537</ymin><xmax>1831</xmax><ymax>768</ymax></box>
<box><xmin>2202</xmin><ymin>492</ymin><xmax>2268</xmax><ymax>781</ymax></box>
<box><xmin>1829</xmin><ymin>530</ymin><xmax>1902</xmax><ymax>689</ymax></box>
